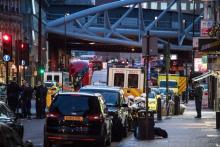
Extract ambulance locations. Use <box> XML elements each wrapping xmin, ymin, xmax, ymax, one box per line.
<box><xmin>158</xmin><ymin>74</ymin><xmax>187</xmax><ymax>95</ymax></box>
<box><xmin>108</xmin><ymin>67</ymin><xmax>144</xmax><ymax>97</ymax></box>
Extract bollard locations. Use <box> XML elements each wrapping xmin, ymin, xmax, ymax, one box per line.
<box><xmin>135</xmin><ymin>110</ymin><xmax>154</xmax><ymax>140</ymax></box>
<box><xmin>174</xmin><ymin>95</ymin><xmax>180</xmax><ymax>115</ymax></box>
<box><xmin>216</xmin><ymin>112</ymin><xmax>220</xmax><ymax>129</ymax></box>
<box><xmin>157</xmin><ymin>97</ymin><xmax>162</xmax><ymax>121</ymax></box>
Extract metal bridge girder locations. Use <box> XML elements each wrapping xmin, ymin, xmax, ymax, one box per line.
<box><xmin>46</xmin><ymin>0</ymin><xmax>202</xmax><ymax>51</ymax></box>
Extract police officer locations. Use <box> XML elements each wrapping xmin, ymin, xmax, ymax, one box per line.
<box><xmin>34</xmin><ymin>81</ymin><xmax>48</xmax><ymax>119</ymax></box>
<box><xmin>193</xmin><ymin>81</ymin><xmax>203</xmax><ymax>118</ymax></box>
<box><xmin>7</xmin><ymin>80</ymin><xmax>21</xmax><ymax>114</ymax></box>
<box><xmin>21</xmin><ymin>82</ymin><xmax>33</xmax><ymax>119</ymax></box>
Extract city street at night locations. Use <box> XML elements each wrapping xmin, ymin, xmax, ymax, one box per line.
<box><xmin>1</xmin><ymin>0</ymin><xmax>220</xmax><ymax>147</ymax></box>
<box><xmin>22</xmin><ymin>101</ymin><xmax>220</xmax><ymax>147</ymax></box>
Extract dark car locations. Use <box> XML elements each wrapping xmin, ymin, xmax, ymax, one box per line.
<box><xmin>44</xmin><ymin>92</ymin><xmax>112</xmax><ymax>147</ymax></box>
<box><xmin>80</xmin><ymin>85</ymin><xmax>129</xmax><ymax>141</ymax></box>
<box><xmin>0</xmin><ymin>123</ymin><xmax>33</xmax><ymax>147</ymax></box>
<box><xmin>0</xmin><ymin>101</ymin><xmax>24</xmax><ymax>139</ymax></box>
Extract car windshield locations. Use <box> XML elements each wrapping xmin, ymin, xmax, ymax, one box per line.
<box><xmin>80</xmin><ymin>89</ymin><xmax>119</xmax><ymax>106</ymax></box>
<box><xmin>50</xmin><ymin>95</ymin><xmax>101</xmax><ymax>115</ymax></box>
<box><xmin>151</xmin><ymin>88</ymin><xmax>160</xmax><ymax>94</ymax></box>
<box><xmin>45</xmin><ymin>83</ymin><xmax>55</xmax><ymax>88</ymax></box>
<box><xmin>160</xmin><ymin>81</ymin><xmax>177</xmax><ymax>88</ymax></box>
<box><xmin>148</xmin><ymin>93</ymin><xmax>155</xmax><ymax>99</ymax></box>
<box><xmin>159</xmin><ymin>89</ymin><xmax>173</xmax><ymax>95</ymax></box>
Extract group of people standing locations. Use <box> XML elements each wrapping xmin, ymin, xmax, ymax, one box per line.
<box><xmin>6</xmin><ymin>80</ymin><xmax>48</xmax><ymax>119</ymax></box>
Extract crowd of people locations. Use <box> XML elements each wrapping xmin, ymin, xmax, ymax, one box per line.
<box><xmin>6</xmin><ymin>80</ymin><xmax>48</xmax><ymax>119</ymax></box>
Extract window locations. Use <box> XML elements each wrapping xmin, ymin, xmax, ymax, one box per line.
<box><xmin>80</xmin><ymin>89</ymin><xmax>120</xmax><ymax>106</ymax></box>
<box><xmin>143</xmin><ymin>2</ymin><xmax>147</xmax><ymax>9</ymax></box>
<box><xmin>151</xmin><ymin>2</ymin><xmax>157</xmax><ymax>9</ymax></box>
<box><xmin>159</xmin><ymin>81</ymin><xmax>178</xmax><ymax>88</ymax></box>
<box><xmin>190</xmin><ymin>2</ymin><xmax>194</xmax><ymax>10</ymax></box>
<box><xmin>54</xmin><ymin>75</ymin><xmax>60</xmax><ymax>83</ymax></box>
<box><xmin>128</xmin><ymin>74</ymin><xmax>138</xmax><ymax>88</ymax></box>
<box><xmin>161</xmin><ymin>2</ymin><xmax>167</xmax><ymax>10</ymax></box>
<box><xmin>51</xmin><ymin>95</ymin><xmax>101</xmax><ymax>115</ymax></box>
<box><xmin>47</xmin><ymin>75</ymin><xmax>52</xmax><ymax>81</ymax></box>
<box><xmin>114</xmin><ymin>73</ymin><xmax>124</xmax><ymax>87</ymax></box>
<box><xmin>200</xmin><ymin>3</ymin><xmax>204</xmax><ymax>9</ymax></box>
<box><xmin>171</xmin><ymin>3</ymin><xmax>177</xmax><ymax>10</ymax></box>
<box><xmin>181</xmin><ymin>3</ymin><xmax>187</xmax><ymax>10</ymax></box>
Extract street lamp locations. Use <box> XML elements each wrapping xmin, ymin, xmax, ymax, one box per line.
<box><xmin>64</xmin><ymin>13</ymin><xmax>70</xmax><ymax>52</ymax></box>
<box><xmin>64</xmin><ymin>13</ymin><xmax>70</xmax><ymax>70</ymax></box>
<box><xmin>191</xmin><ymin>0</ymin><xmax>196</xmax><ymax>74</ymax></box>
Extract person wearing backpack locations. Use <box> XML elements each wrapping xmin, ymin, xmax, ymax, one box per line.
<box><xmin>193</xmin><ymin>81</ymin><xmax>203</xmax><ymax>118</ymax></box>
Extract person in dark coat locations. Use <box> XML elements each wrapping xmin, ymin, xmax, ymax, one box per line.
<box><xmin>34</xmin><ymin>81</ymin><xmax>48</xmax><ymax>119</ymax></box>
<box><xmin>21</xmin><ymin>82</ymin><xmax>33</xmax><ymax>119</ymax></box>
<box><xmin>6</xmin><ymin>81</ymin><xmax>21</xmax><ymax>114</ymax></box>
<box><xmin>193</xmin><ymin>81</ymin><xmax>203</xmax><ymax>118</ymax></box>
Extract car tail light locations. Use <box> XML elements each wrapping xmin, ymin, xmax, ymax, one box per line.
<box><xmin>46</xmin><ymin>111</ymin><xmax>61</xmax><ymax>118</ymax></box>
<box><xmin>87</xmin><ymin>114</ymin><xmax>103</xmax><ymax>122</ymax></box>
<box><xmin>205</xmin><ymin>92</ymin><xmax>208</xmax><ymax>96</ymax></box>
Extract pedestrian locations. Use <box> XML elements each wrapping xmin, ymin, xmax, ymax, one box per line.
<box><xmin>21</xmin><ymin>82</ymin><xmax>33</xmax><ymax>119</ymax></box>
<box><xmin>193</xmin><ymin>81</ymin><xmax>203</xmax><ymax>118</ymax></box>
<box><xmin>34</xmin><ymin>81</ymin><xmax>48</xmax><ymax>119</ymax></box>
<box><xmin>6</xmin><ymin>80</ymin><xmax>21</xmax><ymax>114</ymax></box>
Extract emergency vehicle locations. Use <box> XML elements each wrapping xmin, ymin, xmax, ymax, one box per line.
<box><xmin>44</xmin><ymin>71</ymin><xmax>72</xmax><ymax>107</ymax></box>
<box><xmin>158</xmin><ymin>74</ymin><xmax>187</xmax><ymax>95</ymax></box>
<box><xmin>108</xmin><ymin>67</ymin><xmax>144</xmax><ymax>97</ymax></box>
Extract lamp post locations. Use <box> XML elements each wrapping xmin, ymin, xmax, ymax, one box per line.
<box><xmin>64</xmin><ymin>13</ymin><xmax>70</xmax><ymax>68</ymax></box>
<box><xmin>38</xmin><ymin>0</ymin><xmax>42</xmax><ymax>83</ymax></box>
<box><xmin>62</xmin><ymin>13</ymin><xmax>69</xmax><ymax>91</ymax></box>
<box><xmin>192</xmin><ymin>0</ymin><xmax>196</xmax><ymax>75</ymax></box>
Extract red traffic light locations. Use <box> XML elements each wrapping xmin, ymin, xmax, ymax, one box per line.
<box><xmin>2</xmin><ymin>34</ymin><xmax>12</xmax><ymax>42</ymax></box>
<box><xmin>21</xmin><ymin>43</ymin><xmax>24</xmax><ymax>49</ymax></box>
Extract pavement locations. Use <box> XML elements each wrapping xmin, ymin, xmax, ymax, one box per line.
<box><xmin>22</xmin><ymin>100</ymin><xmax>220</xmax><ymax>147</ymax></box>
<box><xmin>117</xmin><ymin>100</ymin><xmax>220</xmax><ymax>147</ymax></box>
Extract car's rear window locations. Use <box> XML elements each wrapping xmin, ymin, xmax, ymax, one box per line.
<box><xmin>50</xmin><ymin>95</ymin><xmax>101</xmax><ymax>115</ymax></box>
<box><xmin>80</xmin><ymin>89</ymin><xmax>119</xmax><ymax>106</ymax></box>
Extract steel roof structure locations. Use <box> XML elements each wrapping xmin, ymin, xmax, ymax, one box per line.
<box><xmin>46</xmin><ymin>0</ymin><xmax>202</xmax><ymax>51</ymax></box>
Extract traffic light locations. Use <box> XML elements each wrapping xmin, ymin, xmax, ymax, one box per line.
<box><xmin>38</xmin><ymin>66</ymin><xmax>45</xmax><ymax>75</ymax></box>
<box><xmin>2</xmin><ymin>33</ymin><xmax>12</xmax><ymax>60</ymax></box>
<box><xmin>16</xmin><ymin>40</ymin><xmax>29</xmax><ymax>66</ymax></box>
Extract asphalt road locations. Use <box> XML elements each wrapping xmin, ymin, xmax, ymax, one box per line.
<box><xmin>21</xmin><ymin>118</ymin><xmax>127</xmax><ymax>147</ymax></box>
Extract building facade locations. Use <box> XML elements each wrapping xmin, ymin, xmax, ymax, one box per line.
<box><xmin>21</xmin><ymin>0</ymin><xmax>48</xmax><ymax>86</ymax></box>
<box><xmin>0</xmin><ymin>0</ymin><xmax>23</xmax><ymax>83</ymax></box>
<box><xmin>48</xmin><ymin>0</ymin><xmax>95</xmax><ymax>5</ymax></box>
<box><xmin>95</xmin><ymin>0</ymin><xmax>204</xmax><ymax>13</ymax></box>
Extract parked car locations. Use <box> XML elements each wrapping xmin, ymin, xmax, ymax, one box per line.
<box><xmin>80</xmin><ymin>85</ymin><xmax>129</xmax><ymax>141</ymax></box>
<box><xmin>44</xmin><ymin>92</ymin><xmax>112</xmax><ymax>147</ymax></box>
<box><xmin>132</xmin><ymin>92</ymin><xmax>159</xmax><ymax>112</ymax></box>
<box><xmin>0</xmin><ymin>101</ymin><xmax>24</xmax><ymax>139</ymax></box>
<box><xmin>0</xmin><ymin>83</ymin><xmax>7</xmax><ymax>102</ymax></box>
<box><xmin>0</xmin><ymin>123</ymin><xmax>33</xmax><ymax>147</ymax></box>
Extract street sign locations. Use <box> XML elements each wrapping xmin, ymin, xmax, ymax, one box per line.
<box><xmin>21</xmin><ymin>60</ymin><xmax>25</xmax><ymax>66</ymax></box>
<box><xmin>193</xmin><ymin>37</ymin><xmax>199</xmax><ymax>48</ymax></box>
<box><xmin>199</xmin><ymin>38</ymin><xmax>219</xmax><ymax>51</ymax></box>
<box><xmin>142</xmin><ymin>36</ymin><xmax>158</xmax><ymax>56</ymax></box>
<box><xmin>200</xmin><ymin>19</ymin><xmax>214</xmax><ymax>37</ymax></box>
<box><xmin>3</xmin><ymin>55</ymin><xmax>10</xmax><ymax>62</ymax></box>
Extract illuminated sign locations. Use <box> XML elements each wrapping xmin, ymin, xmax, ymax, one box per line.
<box><xmin>194</xmin><ymin>56</ymin><xmax>208</xmax><ymax>72</ymax></box>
